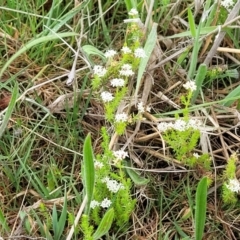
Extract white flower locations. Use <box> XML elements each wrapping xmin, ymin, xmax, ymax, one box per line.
<box><xmin>93</xmin><ymin>65</ymin><xmax>107</xmax><ymax>77</ymax></box>
<box><xmin>94</xmin><ymin>161</ymin><xmax>104</xmax><ymax>169</ymax></box>
<box><xmin>173</xmin><ymin>119</ymin><xmax>187</xmax><ymax>131</ymax></box>
<box><xmin>157</xmin><ymin>122</ymin><xmax>173</xmax><ymax>132</ymax></box>
<box><xmin>115</xmin><ymin>113</ymin><xmax>128</xmax><ymax>122</ymax></box>
<box><xmin>193</xmin><ymin>153</ymin><xmax>200</xmax><ymax>159</ymax></box>
<box><xmin>119</xmin><ymin>64</ymin><xmax>134</xmax><ymax>77</ymax></box>
<box><xmin>187</xmin><ymin>119</ymin><xmax>202</xmax><ymax>130</ymax></box>
<box><xmin>134</xmin><ymin>48</ymin><xmax>147</xmax><ymax>58</ymax></box>
<box><xmin>121</xmin><ymin>46</ymin><xmax>132</xmax><ymax>54</ymax></box>
<box><xmin>146</xmin><ymin>105</ymin><xmax>151</xmax><ymax>112</ymax></box>
<box><xmin>128</xmin><ymin>8</ymin><xmax>138</xmax><ymax>16</ymax></box>
<box><xmin>137</xmin><ymin>101</ymin><xmax>145</xmax><ymax>113</ymax></box>
<box><xmin>101</xmin><ymin>91</ymin><xmax>114</xmax><ymax>102</ymax></box>
<box><xmin>90</xmin><ymin>200</ymin><xmax>100</xmax><ymax>209</ymax></box>
<box><xmin>104</xmin><ymin>49</ymin><xmax>117</xmax><ymax>58</ymax></box>
<box><xmin>221</xmin><ymin>0</ymin><xmax>235</xmax><ymax>10</ymax></box>
<box><xmin>100</xmin><ymin>198</ymin><xmax>112</xmax><ymax>208</ymax></box>
<box><xmin>183</xmin><ymin>81</ymin><xmax>197</xmax><ymax>91</ymax></box>
<box><xmin>226</xmin><ymin>179</ymin><xmax>240</xmax><ymax>193</ymax></box>
<box><xmin>113</xmin><ymin>149</ymin><xmax>129</xmax><ymax>160</ymax></box>
<box><xmin>102</xmin><ymin>178</ymin><xmax>124</xmax><ymax>193</ymax></box>
<box><xmin>110</xmin><ymin>78</ymin><xmax>125</xmax><ymax>87</ymax></box>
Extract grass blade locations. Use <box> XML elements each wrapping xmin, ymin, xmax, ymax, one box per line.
<box><xmin>222</xmin><ymin>85</ymin><xmax>240</xmax><ymax>107</ymax></box>
<box><xmin>0</xmin><ymin>83</ymin><xmax>18</xmax><ymax>138</ymax></box>
<box><xmin>0</xmin><ymin>208</ymin><xmax>10</xmax><ymax>233</ymax></box>
<box><xmin>195</xmin><ymin>177</ymin><xmax>207</xmax><ymax>240</ymax></box>
<box><xmin>188</xmin><ymin>8</ymin><xmax>196</xmax><ymax>37</ymax></box>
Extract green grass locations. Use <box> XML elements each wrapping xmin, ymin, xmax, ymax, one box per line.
<box><xmin>1</xmin><ymin>0</ymin><xmax>240</xmax><ymax>239</ymax></box>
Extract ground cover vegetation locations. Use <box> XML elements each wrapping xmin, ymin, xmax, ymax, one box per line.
<box><xmin>0</xmin><ymin>0</ymin><xmax>240</xmax><ymax>239</ymax></box>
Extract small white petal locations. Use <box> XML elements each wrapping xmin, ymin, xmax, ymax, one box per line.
<box><xmin>137</xmin><ymin>102</ymin><xmax>145</xmax><ymax>113</ymax></box>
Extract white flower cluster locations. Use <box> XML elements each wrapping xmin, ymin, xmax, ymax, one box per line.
<box><xmin>110</xmin><ymin>78</ymin><xmax>125</xmax><ymax>87</ymax></box>
<box><xmin>137</xmin><ymin>101</ymin><xmax>151</xmax><ymax>113</ymax></box>
<box><xmin>183</xmin><ymin>80</ymin><xmax>197</xmax><ymax>91</ymax></box>
<box><xmin>94</xmin><ymin>161</ymin><xmax>104</xmax><ymax>169</ymax></box>
<box><xmin>101</xmin><ymin>91</ymin><xmax>114</xmax><ymax>102</ymax></box>
<box><xmin>115</xmin><ymin>113</ymin><xmax>128</xmax><ymax>122</ymax></box>
<box><xmin>113</xmin><ymin>149</ymin><xmax>129</xmax><ymax>160</ymax></box>
<box><xmin>134</xmin><ymin>48</ymin><xmax>147</xmax><ymax>58</ymax></box>
<box><xmin>102</xmin><ymin>177</ymin><xmax>124</xmax><ymax>193</ymax></box>
<box><xmin>119</xmin><ymin>64</ymin><xmax>134</xmax><ymax>77</ymax></box>
<box><xmin>226</xmin><ymin>178</ymin><xmax>240</xmax><ymax>193</ymax></box>
<box><xmin>121</xmin><ymin>46</ymin><xmax>131</xmax><ymax>54</ymax></box>
<box><xmin>93</xmin><ymin>65</ymin><xmax>107</xmax><ymax>77</ymax></box>
<box><xmin>221</xmin><ymin>0</ymin><xmax>235</xmax><ymax>10</ymax></box>
<box><xmin>104</xmin><ymin>49</ymin><xmax>117</xmax><ymax>58</ymax></box>
<box><xmin>90</xmin><ymin>198</ymin><xmax>112</xmax><ymax>209</ymax></box>
<box><xmin>157</xmin><ymin>119</ymin><xmax>202</xmax><ymax>132</ymax></box>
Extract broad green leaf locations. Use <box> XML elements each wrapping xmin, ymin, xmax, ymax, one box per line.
<box><xmin>195</xmin><ymin>177</ymin><xmax>207</xmax><ymax>240</ymax></box>
<box><xmin>82</xmin><ymin>45</ymin><xmax>106</xmax><ymax>61</ymax></box>
<box><xmin>83</xmin><ymin>133</ymin><xmax>95</xmax><ymax>214</ymax></box>
<box><xmin>93</xmin><ymin>208</ymin><xmax>114</xmax><ymax>240</ymax></box>
<box><xmin>125</xmin><ymin>161</ymin><xmax>149</xmax><ymax>186</ymax></box>
<box><xmin>135</xmin><ymin>22</ymin><xmax>157</xmax><ymax>98</ymax></box>
<box><xmin>0</xmin><ymin>83</ymin><xmax>18</xmax><ymax>138</ymax></box>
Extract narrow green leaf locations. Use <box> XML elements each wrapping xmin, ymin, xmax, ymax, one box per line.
<box><xmin>188</xmin><ymin>8</ymin><xmax>196</xmax><ymax>37</ymax></box>
<box><xmin>195</xmin><ymin>177</ymin><xmax>208</xmax><ymax>240</ymax></box>
<box><xmin>0</xmin><ymin>32</ymin><xmax>77</xmax><ymax>77</ymax></box>
<box><xmin>124</xmin><ymin>161</ymin><xmax>149</xmax><ymax>186</ymax></box>
<box><xmin>165</xmin><ymin>26</ymin><xmax>218</xmax><ymax>39</ymax></box>
<box><xmin>191</xmin><ymin>64</ymin><xmax>207</xmax><ymax>104</ymax></box>
<box><xmin>0</xmin><ymin>208</ymin><xmax>10</xmax><ymax>233</ymax></box>
<box><xmin>93</xmin><ymin>208</ymin><xmax>114</xmax><ymax>240</ymax></box>
<box><xmin>52</xmin><ymin>205</ymin><xmax>58</xmax><ymax>239</ymax></box>
<box><xmin>83</xmin><ymin>133</ymin><xmax>95</xmax><ymax>214</ymax></box>
<box><xmin>0</xmin><ymin>83</ymin><xmax>18</xmax><ymax>138</ymax></box>
<box><xmin>135</xmin><ymin>22</ymin><xmax>157</xmax><ymax>98</ymax></box>
<box><xmin>57</xmin><ymin>195</ymin><xmax>68</xmax><ymax>239</ymax></box>
<box><xmin>222</xmin><ymin>85</ymin><xmax>240</xmax><ymax>107</ymax></box>
<box><xmin>52</xmin><ymin>194</ymin><xmax>68</xmax><ymax>240</ymax></box>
